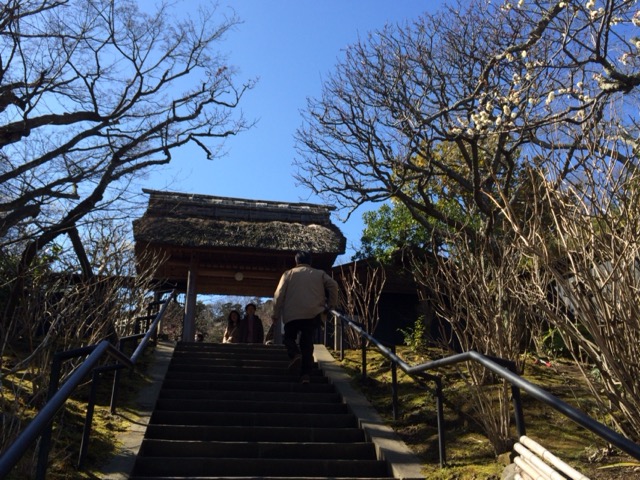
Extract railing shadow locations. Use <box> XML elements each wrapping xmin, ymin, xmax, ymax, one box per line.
<box><xmin>328</xmin><ymin>309</ymin><xmax>640</xmax><ymax>467</ymax></box>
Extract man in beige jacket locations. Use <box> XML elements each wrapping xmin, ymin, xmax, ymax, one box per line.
<box><xmin>271</xmin><ymin>251</ymin><xmax>339</xmax><ymax>383</ymax></box>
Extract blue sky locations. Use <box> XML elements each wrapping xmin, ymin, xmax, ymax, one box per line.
<box><xmin>142</xmin><ymin>1</ymin><xmax>444</xmax><ymax>263</ymax></box>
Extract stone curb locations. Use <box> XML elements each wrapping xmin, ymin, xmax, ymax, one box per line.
<box><xmin>314</xmin><ymin>344</ymin><xmax>426</xmax><ymax>480</ymax></box>
<box><xmin>98</xmin><ymin>340</ymin><xmax>175</xmax><ymax>479</ymax></box>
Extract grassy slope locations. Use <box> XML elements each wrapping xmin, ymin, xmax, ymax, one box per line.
<box><xmin>333</xmin><ymin>347</ymin><xmax>640</xmax><ymax>480</ymax></box>
<box><xmin>1</xmin><ymin>343</ymin><xmax>157</xmax><ymax>480</ymax></box>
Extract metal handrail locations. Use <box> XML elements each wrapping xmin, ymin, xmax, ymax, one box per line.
<box><xmin>0</xmin><ymin>289</ymin><xmax>175</xmax><ymax>479</ymax></box>
<box><xmin>329</xmin><ymin>309</ymin><xmax>640</xmax><ymax>465</ymax></box>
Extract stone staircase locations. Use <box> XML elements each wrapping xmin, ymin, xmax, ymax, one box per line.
<box><xmin>129</xmin><ymin>342</ymin><xmax>421</xmax><ymax>479</ymax></box>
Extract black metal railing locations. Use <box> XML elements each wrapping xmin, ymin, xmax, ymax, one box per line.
<box><xmin>329</xmin><ymin>309</ymin><xmax>640</xmax><ymax>467</ymax></box>
<box><xmin>0</xmin><ymin>289</ymin><xmax>175</xmax><ymax>480</ymax></box>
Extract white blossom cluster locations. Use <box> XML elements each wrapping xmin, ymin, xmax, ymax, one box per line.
<box><xmin>447</xmin><ymin>0</ymin><xmax>638</xmax><ymax>137</ymax></box>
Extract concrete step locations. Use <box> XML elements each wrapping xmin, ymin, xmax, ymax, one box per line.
<box><xmin>160</xmin><ymin>379</ymin><xmax>336</xmax><ymax>393</ymax></box>
<box><xmin>138</xmin><ymin>440</ymin><xmax>376</xmax><ymax>459</ymax></box>
<box><xmin>168</xmin><ymin>359</ymin><xmax>293</xmax><ymax>369</ymax></box>
<box><xmin>163</xmin><ymin>371</ymin><xmax>326</xmax><ymax>383</ymax></box>
<box><xmin>158</xmin><ymin>389</ymin><xmax>341</xmax><ymax>403</ymax></box>
<box><xmin>130</xmin><ymin>477</ymin><xmax>394</xmax><ymax>480</ymax></box>
<box><xmin>143</xmin><ymin>425</ymin><xmax>366</xmax><ymax>443</ymax></box>
<box><xmin>131</xmin><ymin>343</ymin><xmax>398</xmax><ymax>479</ymax></box>
<box><xmin>172</xmin><ymin>344</ymin><xmax>288</xmax><ymax>358</ymax></box>
<box><xmin>154</xmin><ymin>398</ymin><xmax>348</xmax><ymax>414</ymax></box>
<box><xmin>149</xmin><ymin>411</ymin><xmax>358</xmax><ymax>429</ymax></box>
<box><xmin>166</xmin><ymin>359</ymin><xmax>320</xmax><ymax>373</ymax></box>
<box><xmin>131</xmin><ymin>457</ymin><xmax>389</xmax><ymax>478</ymax></box>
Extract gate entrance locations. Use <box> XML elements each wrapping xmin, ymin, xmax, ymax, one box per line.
<box><xmin>133</xmin><ymin>189</ymin><xmax>346</xmax><ymax>340</ymax></box>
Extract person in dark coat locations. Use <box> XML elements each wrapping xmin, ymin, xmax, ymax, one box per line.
<box><xmin>271</xmin><ymin>251</ymin><xmax>339</xmax><ymax>383</ymax></box>
<box><xmin>240</xmin><ymin>303</ymin><xmax>264</xmax><ymax>343</ymax></box>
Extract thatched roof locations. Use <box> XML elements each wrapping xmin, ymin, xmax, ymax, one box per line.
<box><xmin>133</xmin><ymin>189</ymin><xmax>346</xmax><ymax>254</ymax></box>
<box><xmin>134</xmin><ymin>216</ymin><xmax>344</xmax><ymax>252</ymax></box>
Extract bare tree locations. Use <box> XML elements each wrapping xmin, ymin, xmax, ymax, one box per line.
<box><xmin>295</xmin><ymin>0</ymin><xmax>640</xmax><ymax>237</ymax></box>
<box><xmin>498</xmin><ymin>159</ymin><xmax>640</xmax><ymax>440</ymax></box>
<box><xmin>0</xmin><ymin>0</ymin><xmax>254</xmax><ymax>321</ymax></box>
<box><xmin>295</xmin><ymin>0</ymin><xmax>640</xmax><ymax>451</ymax></box>
<box><xmin>414</xmin><ymin>231</ymin><xmax>533</xmax><ymax>454</ymax></box>
<box><xmin>338</xmin><ymin>260</ymin><xmax>386</xmax><ymax>348</ymax></box>
<box><xmin>0</xmin><ymin>217</ymin><xmax>167</xmax><ymax>470</ymax></box>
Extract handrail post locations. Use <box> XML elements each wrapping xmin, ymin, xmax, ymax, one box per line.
<box><xmin>35</xmin><ymin>354</ymin><xmax>63</xmax><ymax>480</ymax></box>
<box><xmin>339</xmin><ymin>318</ymin><xmax>344</xmax><ymax>361</ymax></box>
<box><xmin>511</xmin><ymin>384</ymin><xmax>526</xmax><ymax>438</ymax></box>
<box><xmin>435</xmin><ymin>376</ymin><xmax>446</xmax><ymax>467</ymax></box>
<box><xmin>110</xmin><ymin>338</ymin><xmax>126</xmax><ymax>414</ymax></box>
<box><xmin>390</xmin><ymin>344</ymin><xmax>398</xmax><ymax>421</ymax></box>
<box><xmin>151</xmin><ymin>291</ymin><xmax>161</xmax><ymax>343</ymax></box>
<box><xmin>361</xmin><ymin>341</ymin><xmax>367</xmax><ymax>380</ymax></box>
<box><xmin>504</xmin><ymin>358</ymin><xmax>526</xmax><ymax>438</ymax></box>
<box><xmin>323</xmin><ymin>315</ymin><xmax>327</xmax><ymax>346</ymax></box>
<box><xmin>78</xmin><ymin>369</ymin><xmax>100</xmax><ymax>469</ymax></box>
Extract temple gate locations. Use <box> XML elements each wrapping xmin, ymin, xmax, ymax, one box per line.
<box><xmin>133</xmin><ymin>189</ymin><xmax>346</xmax><ymax>341</ymax></box>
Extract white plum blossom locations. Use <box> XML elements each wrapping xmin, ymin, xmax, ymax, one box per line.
<box><xmin>546</xmin><ymin>91</ymin><xmax>555</xmax><ymax>105</ymax></box>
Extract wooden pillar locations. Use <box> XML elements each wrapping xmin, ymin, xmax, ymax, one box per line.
<box><xmin>183</xmin><ymin>255</ymin><xmax>198</xmax><ymax>342</ymax></box>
